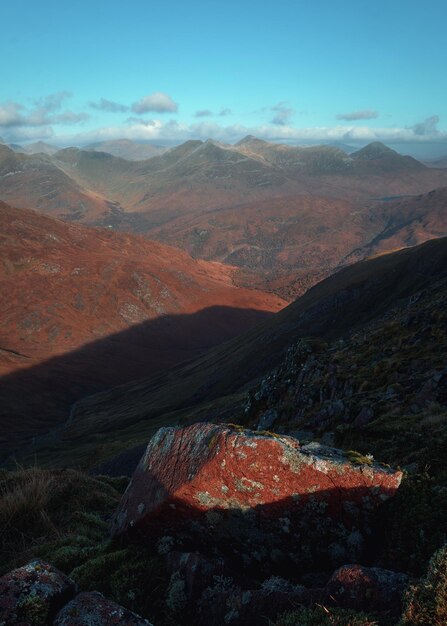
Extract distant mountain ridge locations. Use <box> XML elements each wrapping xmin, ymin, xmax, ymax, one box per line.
<box><xmin>2</xmin><ymin>138</ymin><xmax>447</xmax><ymax>299</ymax></box>
<box><xmin>84</xmin><ymin>138</ymin><xmax>168</xmax><ymax>161</ymax></box>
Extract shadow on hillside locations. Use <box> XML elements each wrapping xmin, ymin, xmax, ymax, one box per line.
<box><xmin>0</xmin><ymin>306</ymin><xmax>275</xmax><ymax>462</ymax></box>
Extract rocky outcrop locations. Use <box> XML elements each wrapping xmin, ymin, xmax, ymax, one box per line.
<box><xmin>163</xmin><ymin>554</ymin><xmax>409</xmax><ymax>625</ymax></box>
<box><xmin>0</xmin><ymin>560</ymin><xmax>76</xmax><ymax>625</ymax></box>
<box><xmin>112</xmin><ymin>423</ymin><xmax>402</xmax><ymax>575</ymax></box>
<box><xmin>54</xmin><ymin>591</ymin><xmax>153</xmax><ymax>625</ymax></box>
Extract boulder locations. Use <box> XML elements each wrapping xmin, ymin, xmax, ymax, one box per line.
<box><xmin>197</xmin><ymin>583</ymin><xmax>318</xmax><ymax>626</ymax></box>
<box><xmin>112</xmin><ymin>423</ymin><xmax>402</xmax><ymax>575</ymax></box>
<box><xmin>257</xmin><ymin>408</ymin><xmax>278</xmax><ymax>431</ymax></box>
<box><xmin>0</xmin><ymin>560</ymin><xmax>76</xmax><ymax>625</ymax></box>
<box><xmin>325</xmin><ymin>564</ymin><xmax>409</xmax><ymax>615</ymax></box>
<box><xmin>54</xmin><ymin>591</ymin><xmax>153</xmax><ymax>625</ymax></box>
<box><xmin>165</xmin><ymin>552</ymin><xmax>232</xmax><ymax>606</ymax></box>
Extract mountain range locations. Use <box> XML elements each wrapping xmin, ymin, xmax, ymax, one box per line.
<box><xmin>2</xmin><ymin>138</ymin><xmax>447</xmax><ymax>299</ymax></box>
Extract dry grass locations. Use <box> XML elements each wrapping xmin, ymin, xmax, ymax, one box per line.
<box><xmin>0</xmin><ymin>466</ymin><xmax>124</xmax><ymax>574</ymax></box>
<box><xmin>0</xmin><ymin>467</ymin><xmax>57</xmax><ymax>539</ymax></box>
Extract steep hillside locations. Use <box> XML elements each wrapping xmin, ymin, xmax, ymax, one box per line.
<box><xmin>345</xmin><ymin>187</ymin><xmax>447</xmax><ymax>263</ymax></box>
<box><xmin>0</xmin><ymin>202</ymin><xmax>285</xmax><ymax>458</ymax></box>
<box><xmin>148</xmin><ymin>194</ymin><xmax>378</xmax><ymax>298</ymax></box>
<box><xmin>28</xmin><ymin>236</ymin><xmax>447</xmax><ymax>468</ymax></box>
<box><xmin>0</xmin><ymin>144</ymin><xmax>113</xmax><ymax>221</ymax></box>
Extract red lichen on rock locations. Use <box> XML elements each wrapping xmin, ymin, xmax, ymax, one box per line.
<box><xmin>112</xmin><ymin>423</ymin><xmax>402</xmax><ymax>534</ymax></box>
<box><xmin>111</xmin><ymin>424</ymin><xmax>402</xmax><ymax>573</ymax></box>
<box><xmin>0</xmin><ymin>559</ymin><xmax>76</xmax><ymax>625</ymax></box>
<box><xmin>54</xmin><ymin>591</ymin><xmax>153</xmax><ymax>625</ymax></box>
<box><xmin>325</xmin><ymin>564</ymin><xmax>409</xmax><ymax>615</ymax></box>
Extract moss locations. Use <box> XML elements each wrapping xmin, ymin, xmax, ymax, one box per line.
<box><xmin>16</xmin><ymin>595</ymin><xmax>48</xmax><ymax>625</ymax></box>
<box><xmin>345</xmin><ymin>450</ymin><xmax>374</xmax><ymax>465</ymax></box>
<box><xmin>70</xmin><ymin>545</ymin><xmax>173</xmax><ymax>625</ymax></box>
<box><xmin>374</xmin><ymin>474</ymin><xmax>447</xmax><ymax>575</ymax></box>
<box><xmin>400</xmin><ymin>543</ymin><xmax>447</xmax><ymax>625</ymax></box>
<box><xmin>207</xmin><ymin>433</ymin><xmax>219</xmax><ymax>450</ymax></box>
<box><xmin>273</xmin><ymin>606</ymin><xmax>378</xmax><ymax>625</ymax></box>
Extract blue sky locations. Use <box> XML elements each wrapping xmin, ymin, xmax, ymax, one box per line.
<box><xmin>1</xmin><ymin>0</ymin><xmax>447</xmax><ymax>155</ymax></box>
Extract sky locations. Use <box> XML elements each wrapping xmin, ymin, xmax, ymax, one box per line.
<box><xmin>1</xmin><ymin>0</ymin><xmax>447</xmax><ymax>157</ymax></box>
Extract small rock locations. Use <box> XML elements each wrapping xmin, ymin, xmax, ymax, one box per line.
<box><xmin>257</xmin><ymin>408</ymin><xmax>278</xmax><ymax>431</ymax></box>
<box><xmin>353</xmin><ymin>406</ymin><xmax>374</xmax><ymax>428</ymax></box>
<box><xmin>54</xmin><ymin>591</ymin><xmax>153</xmax><ymax>625</ymax></box>
<box><xmin>198</xmin><ymin>585</ymin><xmax>318</xmax><ymax>626</ymax></box>
<box><xmin>165</xmin><ymin>552</ymin><xmax>231</xmax><ymax>605</ymax></box>
<box><xmin>0</xmin><ymin>560</ymin><xmax>76</xmax><ymax>625</ymax></box>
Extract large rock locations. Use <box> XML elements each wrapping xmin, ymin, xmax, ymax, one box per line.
<box><xmin>112</xmin><ymin>423</ymin><xmax>402</xmax><ymax>575</ymax></box>
<box><xmin>0</xmin><ymin>560</ymin><xmax>76</xmax><ymax>625</ymax></box>
<box><xmin>54</xmin><ymin>591</ymin><xmax>153</xmax><ymax>625</ymax></box>
<box><xmin>325</xmin><ymin>564</ymin><xmax>409</xmax><ymax>616</ymax></box>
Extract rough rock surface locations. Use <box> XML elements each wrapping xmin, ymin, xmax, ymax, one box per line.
<box><xmin>0</xmin><ymin>560</ymin><xmax>76</xmax><ymax>625</ymax></box>
<box><xmin>112</xmin><ymin>423</ymin><xmax>402</xmax><ymax>575</ymax></box>
<box><xmin>54</xmin><ymin>591</ymin><xmax>153</xmax><ymax>626</ymax></box>
<box><xmin>197</xmin><ymin>583</ymin><xmax>318</xmax><ymax>626</ymax></box>
<box><xmin>325</xmin><ymin>564</ymin><xmax>410</xmax><ymax>615</ymax></box>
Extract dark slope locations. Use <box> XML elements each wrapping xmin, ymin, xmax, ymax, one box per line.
<box><xmin>38</xmin><ymin>236</ymin><xmax>447</xmax><ymax>467</ymax></box>
<box><xmin>0</xmin><ymin>201</ymin><xmax>285</xmax><ymax>457</ymax></box>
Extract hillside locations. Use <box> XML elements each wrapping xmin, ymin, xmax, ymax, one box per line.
<box><xmin>0</xmin><ymin>202</ymin><xmax>285</xmax><ymax>458</ymax></box>
<box><xmin>345</xmin><ymin>187</ymin><xmax>447</xmax><ymax>263</ymax></box>
<box><xmin>22</xmin><ymin>236</ymin><xmax>447</xmax><ymax>469</ymax></box>
<box><xmin>6</xmin><ymin>235</ymin><xmax>444</xmax><ymax>626</ymax></box>
<box><xmin>0</xmin><ymin>144</ymin><xmax>113</xmax><ymax>221</ymax></box>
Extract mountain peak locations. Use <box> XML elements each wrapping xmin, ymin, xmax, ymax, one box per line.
<box><xmin>235</xmin><ymin>135</ymin><xmax>267</xmax><ymax>147</ymax></box>
<box><xmin>351</xmin><ymin>142</ymin><xmax>397</xmax><ymax>160</ymax></box>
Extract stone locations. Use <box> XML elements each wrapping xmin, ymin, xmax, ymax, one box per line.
<box><xmin>325</xmin><ymin>564</ymin><xmax>409</xmax><ymax>616</ymax></box>
<box><xmin>0</xmin><ymin>560</ymin><xmax>76</xmax><ymax>625</ymax></box>
<box><xmin>54</xmin><ymin>591</ymin><xmax>153</xmax><ymax>625</ymax></box>
<box><xmin>256</xmin><ymin>408</ymin><xmax>278</xmax><ymax>431</ymax></box>
<box><xmin>197</xmin><ymin>585</ymin><xmax>317</xmax><ymax>626</ymax></box>
<box><xmin>164</xmin><ymin>552</ymin><xmax>231</xmax><ymax>606</ymax></box>
<box><xmin>353</xmin><ymin>406</ymin><xmax>374</xmax><ymax>428</ymax></box>
<box><xmin>112</xmin><ymin>423</ymin><xmax>402</xmax><ymax>575</ymax></box>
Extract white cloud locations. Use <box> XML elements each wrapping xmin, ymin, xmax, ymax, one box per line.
<box><xmin>195</xmin><ymin>109</ymin><xmax>213</xmax><ymax>118</ymax></box>
<box><xmin>131</xmin><ymin>92</ymin><xmax>178</xmax><ymax>114</ymax></box>
<box><xmin>89</xmin><ymin>98</ymin><xmax>128</xmax><ymax>113</ymax></box>
<box><xmin>3</xmin><ymin>105</ymin><xmax>445</xmax><ymax>150</ymax></box>
<box><xmin>411</xmin><ymin>115</ymin><xmax>440</xmax><ymax>136</ymax></box>
<box><xmin>0</xmin><ymin>92</ymin><xmax>89</xmax><ymax>131</ymax></box>
<box><xmin>336</xmin><ymin>109</ymin><xmax>379</xmax><ymax>121</ymax></box>
<box><xmin>0</xmin><ymin>102</ymin><xmax>23</xmax><ymax>127</ymax></box>
<box><xmin>270</xmin><ymin>102</ymin><xmax>294</xmax><ymax>126</ymax></box>
<box><xmin>56</xmin><ymin>118</ymin><xmax>446</xmax><ymax>148</ymax></box>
